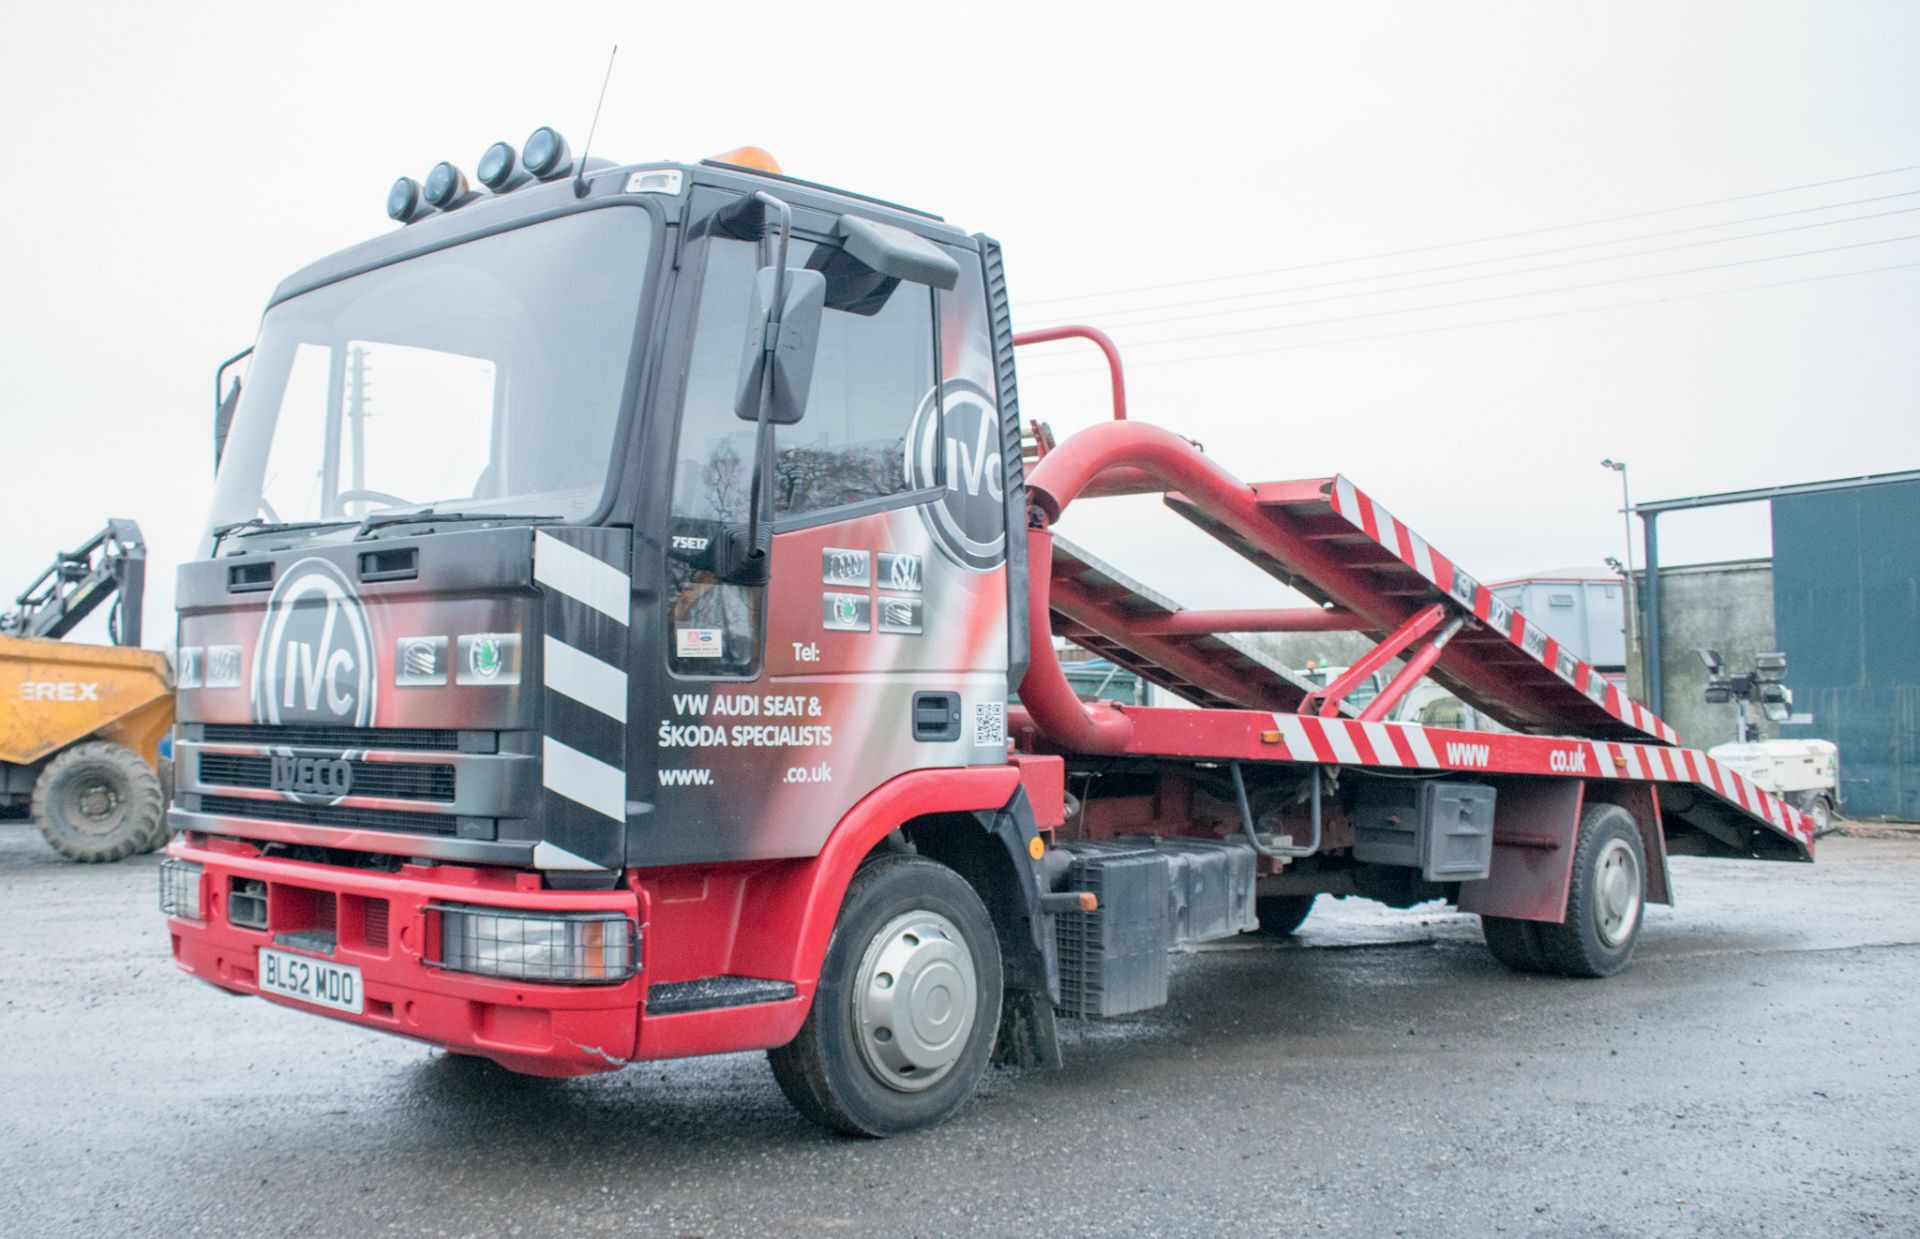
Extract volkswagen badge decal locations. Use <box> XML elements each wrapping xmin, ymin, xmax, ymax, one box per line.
<box><xmin>250</xmin><ymin>557</ymin><xmax>377</xmax><ymax>726</ymax></box>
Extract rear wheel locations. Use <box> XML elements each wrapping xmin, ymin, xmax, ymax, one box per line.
<box><xmin>1253</xmin><ymin>893</ymin><xmax>1317</xmax><ymax>937</ymax></box>
<box><xmin>1804</xmin><ymin>793</ymin><xmax>1837</xmax><ymax>837</ymax></box>
<box><xmin>1481</xmin><ymin>915</ymin><xmax>1548</xmax><ymax>973</ymax></box>
<box><xmin>1533</xmin><ymin>803</ymin><xmax>1646</xmax><ymax>978</ymax></box>
<box><xmin>32</xmin><ymin>741</ymin><xmax>165</xmax><ymax>863</ymax></box>
<box><xmin>768</xmin><ymin>855</ymin><xmax>1002</xmax><ymax>1137</ymax></box>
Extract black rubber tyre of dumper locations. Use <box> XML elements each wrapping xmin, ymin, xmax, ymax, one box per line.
<box><xmin>1253</xmin><ymin>893</ymin><xmax>1318</xmax><ymax>937</ymax></box>
<box><xmin>138</xmin><ymin>754</ymin><xmax>176</xmax><ymax>853</ymax></box>
<box><xmin>31</xmin><ymin>741</ymin><xmax>165</xmax><ymax>863</ymax></box>
<box><xmin>1532</xmin><ymin>803</ymin><xmax>1647</xmax><ymax>979</ymax></box>
<box><xmin>767</xmin><ymin>855</ymin><xmax>1002</xmax><ymax>1137</ymax></box>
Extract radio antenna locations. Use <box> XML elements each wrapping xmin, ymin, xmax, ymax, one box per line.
<box><xmin>573</xmin><ymin>44</ymin><xmax>618</xmax><ymax>199</ymax></box>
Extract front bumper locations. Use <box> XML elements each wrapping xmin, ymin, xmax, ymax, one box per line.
<box><xmin>162</xmin><ymin>834</ymin><xmax>641</xmax><ymax>1076</ymax></box>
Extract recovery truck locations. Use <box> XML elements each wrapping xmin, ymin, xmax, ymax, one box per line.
<box><xmin>158</xmin><ymin>132</ymin><xmax>1815</xmax><ymax>1136</ymax></box>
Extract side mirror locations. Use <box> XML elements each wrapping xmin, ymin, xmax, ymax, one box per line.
<box><xmin>808</xmin><ymin>215</ymin><xmax>962</xmax><ymax>315</ymax></box>
<box><xmin>735</xmin><ymin>266</ymin><xmax>826</xmax><ymax>426</ymax></box>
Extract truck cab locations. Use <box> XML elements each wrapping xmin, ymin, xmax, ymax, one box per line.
<box><xmin>163</xmin><ymin>139</ymin><xmax>1045</xmax><ymax>1134</ymax></box>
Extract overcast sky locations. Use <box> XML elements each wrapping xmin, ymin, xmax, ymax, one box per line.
<box><xmin>3</xmin><ymin>1</ymin><xmax>1916</xmax><ymax>644</ymax></box>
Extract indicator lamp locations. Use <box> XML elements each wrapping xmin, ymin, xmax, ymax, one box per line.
<box><xmin>387</xmin><ymin>175</ymin><xmax>426</xmax><ymax>223</ymax></box>
<box><xmin>522</xmin><ymin>126</ymin><xmax>573</xmax><ymax>181</ymax></box>
<box><xmin>423</xmin><ymin>160</ymin><xmax>471</xmax><ymax>209</ymax></box>
<box><xmin>477</xmin><ymin>140</ymin><xmax>528</xmax><ymax>192</ymax></box>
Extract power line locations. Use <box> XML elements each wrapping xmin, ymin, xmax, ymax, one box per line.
<box><xmin>1033</xmin><ymin>230</ymin><xmax>1920</xmax><ymax>353</ymax></box>
<box><xmin>1020</xmin><ymin>161</ymin><xmax>1920</xmax><ymax>309</ymax></box>
<box><xmin>1015</xmin><ymin>257</ymin><xmax>1920</xmax><ymax>376</ymax></box>
<box><xmin>1027</xmin><ymin>204</ymin><xmax>1920</xmax><ymax>336</ymax></box>
<box><xmin>1026</xmin><ymin>188</ymin><xmax>1920</xmax><ymax>328</ymax></box>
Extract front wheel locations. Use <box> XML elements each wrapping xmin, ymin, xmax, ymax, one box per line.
<box><xmin>768</xmin><ymin>855</ymin><xmax>1002</xmax><ymax>1137</ymax></box>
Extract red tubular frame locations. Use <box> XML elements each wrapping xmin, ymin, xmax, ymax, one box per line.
<box><xmin>1014</xmin><ymin>326</ymin><xmax>1128</xmax><ymax>421</ymax></box>
<box><xmin>1358</xmin><ymin>615</ymin><xmax>1465</xmax><ymax>721</ymax></box>
<box><xmin>1018</xmin><ymin>421</ymin><xmax>1586</xmax><ymax>737</ymax></box>
<box><xmin>1305</xmin><ymin>604</ymin><xmax>1444</xmax><ymax>717</ymax></box>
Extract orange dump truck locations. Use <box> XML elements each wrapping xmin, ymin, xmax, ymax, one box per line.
<box><xmin>1</xmin><ymin>521</ymin><xmax>173</xmax><ymax>861</ymax></box>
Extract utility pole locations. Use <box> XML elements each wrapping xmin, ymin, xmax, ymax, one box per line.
<box><xmin>346</xmin><ymin>346</ymin><xmax>372</xmax><ymax>514</ymax></box>
<box><xmin>1601</xmin><ymin>458</ymin><xmax>1639</xmax><ymax>692</ymax></box>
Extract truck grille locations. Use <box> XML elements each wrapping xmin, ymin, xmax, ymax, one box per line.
<box><xmin>197</xmin><ymin>753</ymin><xmax>456</xmax><ymax>802</ymax></box>
<box><xmin>199</xmin><ymin>795</ymin><xmax>458</xmax><ymax>837</ymax></box>
<box><xmin>201</xmin><ymin>724</ymin><xmax>462</xmax><ymax>752</ymax></box>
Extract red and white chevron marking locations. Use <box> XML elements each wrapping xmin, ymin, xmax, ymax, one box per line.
<box><xmin>1263</xmin><ymin>712</ymin><xmax>1814</xmax><ymax>852</ymax></box>
<box><xmin>1326</xmin><ymin>476</ymin><xmax>1681</xmax><ymax>747</ymax></box>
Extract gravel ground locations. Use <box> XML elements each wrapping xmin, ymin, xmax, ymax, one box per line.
<box><xmin>2</xmin><ymin>823</ymin><xmax>1916</xmax><ymax>1237</ymax></box>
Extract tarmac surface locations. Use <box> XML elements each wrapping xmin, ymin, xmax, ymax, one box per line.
<box><xmin>2</xmin><ymin>822</ymin><xmax>1917</xmax><ymax>1237</ymax></box>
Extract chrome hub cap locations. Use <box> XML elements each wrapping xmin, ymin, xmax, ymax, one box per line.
<box><xmin>1593</xmin><ymin>837</ymin><xmax>1643</xmax><ymax>948</ymax></box>
<box><xmin>852</xmin><ymin>910</ymin><xmax>977</xmax><ymax>1093</ymax></box>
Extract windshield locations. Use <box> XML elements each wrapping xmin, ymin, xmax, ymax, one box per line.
<box><xmin>205</xmin><ymin>208</ymin><xmax>654</xmax><ymax>543</ymax></box>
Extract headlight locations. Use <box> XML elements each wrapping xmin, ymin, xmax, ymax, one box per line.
<box><xmin>158</xmin><ymin>859</ymin><xmax>204</xmax><ymax>920</ymax></box>
<box><xmin>430</xmin><ymin>904</ymin><xmax>637</xmax><ymax>984</ymax></box>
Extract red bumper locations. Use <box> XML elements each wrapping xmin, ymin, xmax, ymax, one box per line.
<box><xmin>163</xmin><ymin>835</ymin><xmax>642</xmax><ymax>1077</ymax></box>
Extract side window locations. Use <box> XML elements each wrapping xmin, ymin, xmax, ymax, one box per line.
<box><xmin>772</xmin><ymin>269</ymin><xmax>934</xmax><ymax>516</ymax></box>
<box><xmin>667</xmin><ymin>236</ymin><xmax>763</xmax><ymax>678</ymax></box>
<box><xmin>665</xmin><ymin>216</ymin><xmax>940</xmax><ymax>678</ymax></box>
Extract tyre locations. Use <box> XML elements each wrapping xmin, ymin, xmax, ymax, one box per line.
<box><xmin>31</xmin><ymin>741</ymin><xmax>165</xmax><ymax>863</ymax></box>
<box><xmin>1803</xmin><ymin>793</ymin><xmax>1837</xmax><ymax>837</ymax></box>
<box><xmin>1533</xmin><ymin>802</ymin><xmax>1647</xmax><ymax>978</ymax></box>
<box><xmin>768</xmin><ymin>854</ymin><xmax>1003</xmax><ymax>1137</ymax></box>
<box><xmin>139</xmin><ymin>755</ymin><xmax>176</xmax><ymax>853</ymax></box>
<box><xmin>1481</xmin><ymin>915</ymin><xmax>1548</xmax><ymax>973</ymax></box>
<box><xmin>1253</xmin><ymin>893</ymin><xmax>1317</xmax><ymax>937</ymax></box>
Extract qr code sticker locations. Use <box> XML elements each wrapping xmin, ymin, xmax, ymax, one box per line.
<box><xmin>973</xmin><ymin>701</ymin><xmax>1007</xmax><ymax>747</ymax></box>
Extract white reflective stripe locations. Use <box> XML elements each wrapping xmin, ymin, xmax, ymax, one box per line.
<box><xmin>1589</xmin><ymin>741</ymin><xmax>1614</xmax><ymax>778</ymax></box>
<box><xmin>543</xmin><ymin>635</ymin><xmax>627</xmax><ymax>722</ymax></box>
<box><xmin>1333</xmin><ymin>477</ymin><xmax>1361</xmax><ymax>522</ymax></box>
<box><xmin>1643</xmin><ymin>746</ymin><xmax>1669</xmax><ymax>780</ymax></box>
<box><xmin>1360</xmin><ymin>721</ymin><xmax>1402</xmax><ymax>765</ymax></box>
<box><xmin>1619</xmin><ymin>744</ymin><xmax>1645</xmax><ymax>779</ymax></box>
<box><xmin>1401</xmin><ymin>724</ymin><xmax>1440</xmax><ymax>768</ymax></box>
<box><xmin>1271</xmin><ymin>712</ymin><xmax>1316</xmax><ymax>760</ymax></box>
<box><xmin>534</xmin><ymin>532</ymin><xmax>630</xmax><ymax>624</ymax></box>
<box><xmin>1367</xmin><ymin>497</ymin><xmax>1394</xmax><ymax>546</ymax></box>
<box><xmin>1312</xmin><ymin>716</ymin><xmax>1363</xmax><ymax>764</ymax></box>
<box><xmin>1406</xmin><ymin>532</ymin><xmax>1439</xmax><ymax>584</ymax></box>
<box><xmin>542</xmin><ymin>736</ymin><xmax>626</xmax><ymax>821</ymax></box>
<box><xmin>532</xmin><ymin>840</ymin><xmax>607</xmax><ymax>871</ymax></box>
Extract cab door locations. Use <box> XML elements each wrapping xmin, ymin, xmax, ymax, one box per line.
<box><xmin>640</xmin><ymin>198</ymin><xmax>1009</xmax><ymax>867</ymax></box>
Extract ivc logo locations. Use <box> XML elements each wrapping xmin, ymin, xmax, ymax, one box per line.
<box><xmin>906</xmin><ymin>379</ymin><xmax>1006</xmax><ymax>572</ymax></box>
<box><xmin>250</xmin><ymin>558</ymin><xmax>376</xmax><ymax>726</ymax></box>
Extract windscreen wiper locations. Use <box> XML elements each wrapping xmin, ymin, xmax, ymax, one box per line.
<box><xmin>353</xmin><ymin>509</ymin><xmax>564</xmax><ymax>539</ymax></box>
<box><xmin>212</xmin><ymin>517</ymin><xmax>357</xmax><ymax>544</ymax></box>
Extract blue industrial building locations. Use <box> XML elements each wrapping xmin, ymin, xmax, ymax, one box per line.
<box><xmin>1640</xmin><ymin>471</ymin><xmax>1920</xmax><ymax>820</ymax></box>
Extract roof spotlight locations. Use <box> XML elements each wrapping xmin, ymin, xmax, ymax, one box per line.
<box><xmin>387</xmin><ymin>175</ymin><xmax>427</xmax><ymax>223</ymax></box>
<box><xmin>423</xmin><ymin>160</ymin><xmax>472</xmax><ymax>209</ymax></box>
<box><xmin>522</xmin><ymin>126</ymin><xmax>573</xmax><ymax>181</ymax></box>
<box><xmin>477</xmin><ymin>140</ymin><xmax>530</xmax><ymax>192</ymax></box>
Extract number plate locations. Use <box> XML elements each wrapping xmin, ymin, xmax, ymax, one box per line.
<box><xmin>258</xmin><ymin>948</ymin><xmax>363</xmax><ymax>1014</ymax></box>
